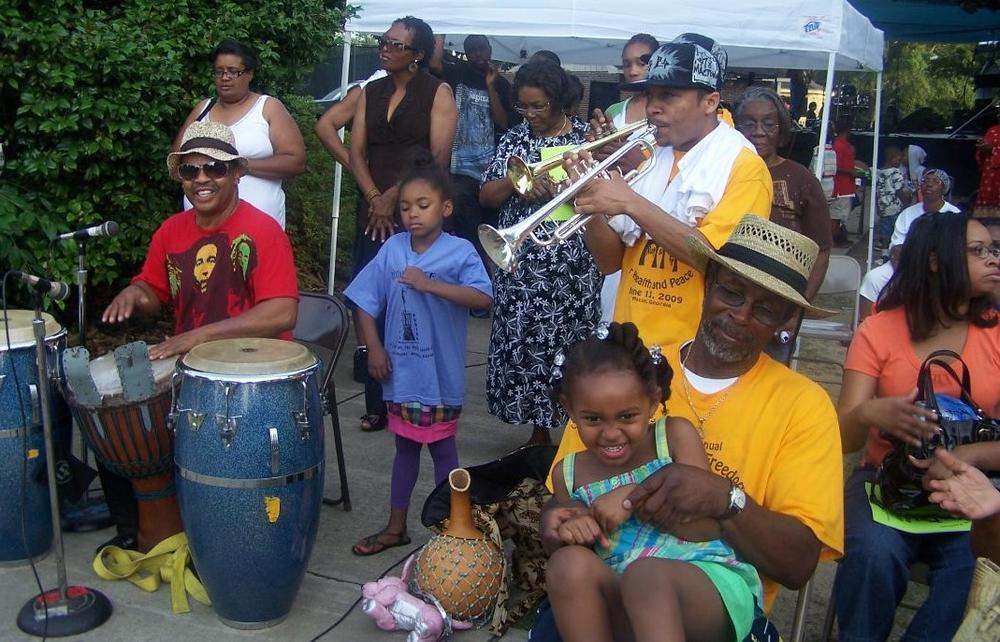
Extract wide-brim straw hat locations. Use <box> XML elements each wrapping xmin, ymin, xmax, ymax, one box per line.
<box><xmin>166</xmin><ymin>120</ymin><xmax>247</xmax><ymax>181</ymax></box>
<box><xmin>686</xmin><ymin>214</ymin><xmax>836</xmax><ymax>318</ymax></box>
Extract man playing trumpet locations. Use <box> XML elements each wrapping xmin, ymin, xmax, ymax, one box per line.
<box><xmin>569</xmin><ymin>34</ymin><xmax>772</xmax><ymax>349</ymax></box>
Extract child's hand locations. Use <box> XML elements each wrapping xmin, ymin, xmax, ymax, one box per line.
<box><xmin>557</xmin><ymin>514</ymin><xmax>610</xmax><ymax>549</ymax></box>
<box><xmin>540</xmin><ymin>504</ymin><xmax>588</xmax><ymax>554</ymax></box>
<box><xmin>590</xmin><ymin>484</ymin><xmax>634</xmax><ymax>536</ymax></box>
<box><xmin>399</xmin><ymin>267</ymin><xmax>433</xmax><ymax>292</ymax></box>
<box><xmin>367</xmin><ymin>344</ymin><xmax>392</xmax><ymax>382</ymax></box>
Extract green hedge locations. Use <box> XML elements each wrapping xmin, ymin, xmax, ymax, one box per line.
<box><xmin>0</xmin><ymin>0</ymin><xmax>351</xmax><ymax>308</ymax></box>
<box><xmin>284</xmin><ymin>96</ymin><xmax>358</xmax><ymax>293</ymax></box>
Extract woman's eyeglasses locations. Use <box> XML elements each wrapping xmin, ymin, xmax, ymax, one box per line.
<box><xmin>212</xmin><ymin>68</ymin><xmax>248</xmax><ymax>80</ymax></box>
<box><xmin>376</xmin><ymin>36</ymin><xmax>414</xmax><ymax>52</ymax></box>
<box><xmin>178</xmin><ymin>161</ymin><xmax>231</xmax><ymax>181</ymax></box>
<box><xmin>513</xmin><ymin>102</ymin><xmax>552</xmax><ymax>116</ymax></box>
<box><xmin>736</xmin><ymin>120</ymin><xmax>780</xmax><ymax>135</ymax></box>
<box><xmin>967</xmin><ymin>243</ymin><xmax>1000</xmax><ymax>261</ymax></box>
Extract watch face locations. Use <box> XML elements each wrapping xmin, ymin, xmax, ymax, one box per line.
<box><xmin>731</xmin><ymin>486</ymin><xmax>747</xmax><ymax>512</ymax></box>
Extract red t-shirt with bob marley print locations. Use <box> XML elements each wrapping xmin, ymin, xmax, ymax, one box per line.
<box><xmin>134</xmin><ymin>200</ymin><xmax>298</xmax><ymax>339</ymax></box>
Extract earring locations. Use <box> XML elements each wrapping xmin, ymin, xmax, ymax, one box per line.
<box><xmin>408</xmin><ymin>60</ymin><xmax>418</xmax><ymax>72</ymax></box>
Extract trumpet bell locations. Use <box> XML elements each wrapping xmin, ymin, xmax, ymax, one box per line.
<box><xmin>507</xmin><ymin>157</ymin><xmax>533</xmax><ymax>196</ymax></box>
<box><xmin>478</xmin><ymin>223</ymin><xmax>518</xmax><ymax>272</ymax></box>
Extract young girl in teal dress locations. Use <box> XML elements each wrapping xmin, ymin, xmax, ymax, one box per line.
<box><xmin>544</xmin><ymin>322</ymin><xmax>762</xmax><ymax>642</ymax></box>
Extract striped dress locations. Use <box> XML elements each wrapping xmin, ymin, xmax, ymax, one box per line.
<box><xmin>562</xmin><ymin>417</ymin><xmax>763</xmax><ymax>641</ymax></box>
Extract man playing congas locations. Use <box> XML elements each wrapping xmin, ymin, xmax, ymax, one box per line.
<box><xmin>103</xmin><ymin>120</ymin><xmax>298</xmax><ymax>357</ymax></box>
<box><xmin>98</xmin><ymin>120</ymin><xmax>298</xmax><ymax>550</ymax></box>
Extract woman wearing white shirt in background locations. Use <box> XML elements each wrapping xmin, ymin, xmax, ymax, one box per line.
<box><xmin>174</xmin><ymin>39</ymin><xmax>306</xmax><ymax>229</ymax></box>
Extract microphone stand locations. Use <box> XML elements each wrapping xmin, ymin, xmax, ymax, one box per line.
<box><xmin>63</xmin><ymin>238</ymin><xmax>111</xmax><ymax>533</ymax></box>
<box><xmin>17</xmin><ymin>292</ymin><xmax>111</xmax><ymax>637</ymax></box>
<box><xmin>76</xmin><ymin>242</ymin><xmax>87</xmax><ymax>350</ymax></box>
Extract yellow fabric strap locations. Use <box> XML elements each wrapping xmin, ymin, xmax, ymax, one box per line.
<box><xmin>92</xmin><ymin>532</ymin><xmax>211</xmax><ymax>613</ymax></box>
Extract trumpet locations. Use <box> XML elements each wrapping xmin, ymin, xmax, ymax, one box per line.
<box><xmin>507</xmin><ymin>119</ymin><xmax>652</xmax><ymax>196</ymax></box>
<box><xmin>479</xmin><ymin>127</ymin><xmax>657</xmax><ymax>272</ymax></box>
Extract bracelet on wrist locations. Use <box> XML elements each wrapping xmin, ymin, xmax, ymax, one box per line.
<box><xmin>365</xmin><ymin>187</ymin><xmax>381</xmax><ymax>202</ymax></box>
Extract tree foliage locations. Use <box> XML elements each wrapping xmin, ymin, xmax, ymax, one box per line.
<box><xmin>0</xmin><ymin>0</ymin><xmax>350</xmax><ymax>299</ymax></box>
<box><xmin>882</xmin><ymin>41</ymin><xmax>977</xmax><ymax>120</ymax></box>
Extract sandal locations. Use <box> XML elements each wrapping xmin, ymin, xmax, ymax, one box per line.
<box><xmin>351</xmin><ymin>530</ymin><xmax>411</xmax><ymax>556</ymax></box>
<box><xmin>360</xmin><ymin>414</ymin><xmax>387</xmax><ymax>432</ymax></box>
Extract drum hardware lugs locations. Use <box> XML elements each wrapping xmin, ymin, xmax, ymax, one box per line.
<box><xmin>293</xmin><ymin>380</ymin><xmax>311</xmax><ymax>440</ymax></box>
<box><xmin>216</xmin><ymin>382</ymin><xmax>240</xmax><ymax>448</ymax></box>
<box><xmin>27</xmin><ymin>384</ymin><xmax>40</xmax><ymax>423</ymax></box>
<box><xmin>269</xmin><ymin>427</ymin><xmax>280</xmax><ymax>475</ymax></box>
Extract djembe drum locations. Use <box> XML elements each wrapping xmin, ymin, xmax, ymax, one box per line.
<box><xmin>0</xmin><ymin>310</ymin><xmax>64</xmax><ymax>564</ymax></box>
<box><xmin>61</xmin><ymin>342</ymin><xmax>182</xmax><ymax>552</ymax></box>
<box><xmin>173</xmin><ymin>338</ymin><xmax>324</xmax><ymax>629</ymax></box>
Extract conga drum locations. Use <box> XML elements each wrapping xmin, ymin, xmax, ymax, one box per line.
<box><xmin>173</xmin><ymin>338</ymin><xmax>324</xmax><ymax>628</ymax></box>
<box><xmin>61</xmin><ymin>341</ymin><xmax>182</xmax><ymax>552</ymax></box>
<box><xmin>0</xmin><ymin>310</ymin><xmax>64</xmax><ymax>565</ymax></box>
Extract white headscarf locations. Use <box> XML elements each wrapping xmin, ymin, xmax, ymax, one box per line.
<box><xmin>907</xmin><ymin>145</ymin><xmax>927</xmax><ymax>183</ymax></box>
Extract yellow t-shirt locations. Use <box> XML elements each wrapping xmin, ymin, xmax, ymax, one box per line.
<box><xmin>613</xmin><ymin>146</ymin><xmax>773</xmax><ymax>348</ymax></box>
<box><xmin>549</xmin><ymin>344</ymin><xmax>844</xmax><ymax>611</ymax></box>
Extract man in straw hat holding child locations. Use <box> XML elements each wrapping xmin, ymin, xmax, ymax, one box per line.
<box><xmin>538</xmin><ymin>216</ymin><xmax>844</xmax><ymax>641</ymax></box>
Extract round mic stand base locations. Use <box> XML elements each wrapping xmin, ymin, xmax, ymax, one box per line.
<box><xmin>17</xmin><ymin>586</ymin><xmax>112</xmax><ymax>638</ymax></box>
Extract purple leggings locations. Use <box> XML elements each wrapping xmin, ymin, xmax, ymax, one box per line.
<box><xmin>390</xmin><ymin>435</ymin><xmax>459</xmax><ymax>510</ymax></box>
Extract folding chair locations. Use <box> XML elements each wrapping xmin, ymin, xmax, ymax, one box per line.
<box><xmin>820</xmin><ymin>562</ymin><xmax>930</xmax><ymax>641</ymax></box>
<box><xmin>790</xmin><ymin>254</ymin><xmax>863</xmax><ymax>378</ymax></box>
<box><xmin>293</xmin><ymin>291</ymin><xmax>352</xmax><ymax>511</ymax></box>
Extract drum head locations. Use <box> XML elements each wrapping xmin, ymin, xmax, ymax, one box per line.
<box><xmin>182</xmin><ymin>338</ymin><xmax>316</xmax><ymax>375</ymax></box>
<box><xmin>0</xmin><ymin>309</ymin><xmax>62</xmax><ymax>346</ymax></box>
<box><xmin>90</xmin><ymin>352</ymin><xmax>178</xmax><ymax>397</ymax></box>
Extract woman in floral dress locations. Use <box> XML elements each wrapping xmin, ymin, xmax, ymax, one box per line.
<box><xmin>480</xmin><ymin>60</ymin><xmax>601</xmax><ymax>445</ymax></box>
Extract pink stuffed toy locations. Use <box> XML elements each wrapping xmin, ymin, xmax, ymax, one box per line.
<box><xmin>360</xmin><ymin>557</ymin><xmax>472</xmax><ymax>642</ymax></box>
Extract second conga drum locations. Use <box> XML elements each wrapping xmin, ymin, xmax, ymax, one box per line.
<box><xmin>173</xmin><ymin>338</ymin><xmax>324</xmax><ymax>629</ymax></box>
<box><xmin>0</xmin><ymin>310</ymin><xmax>64</xmax><ymax>565</ymax></box>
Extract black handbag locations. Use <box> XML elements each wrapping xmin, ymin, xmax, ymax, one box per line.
<box><xmin>875</xmin><ymin>349</ymin><xmax>1000</xmax><ymax>515</ymax></box>
<box><xmin>352</xmin><ymin>345</ymin><xmax>370</xmax><ymax>384</ymax></box>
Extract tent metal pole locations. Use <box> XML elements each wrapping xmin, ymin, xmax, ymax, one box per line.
<box><xmin>814</xmin><ymin>52</ymin><xmax>836</xmax><ymax>181</ymax></box>
<box><xmin>866</xmin><ymin>71</ymin><xmax>883</xmax><ymax>273</ymax></box>
<box><xmin>327</xmin><ymin>33</ymin><xmax>353</xmax><ymax>295</ymax></box>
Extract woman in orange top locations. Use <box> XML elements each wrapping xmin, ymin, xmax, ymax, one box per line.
<box><xmin>834</xmin><ymin>212</ymin><xmax>1000</xmax><ymax>641</ymax></box>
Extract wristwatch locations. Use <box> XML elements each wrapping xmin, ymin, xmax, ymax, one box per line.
<box><xmin>721</xmin><ymin>483</ymin><xmax>747</xmax><ymax>521</ymax></box>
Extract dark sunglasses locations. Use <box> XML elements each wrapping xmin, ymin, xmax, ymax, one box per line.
<box><xmin>178</xmin><ymin>160</ymin><xmax>231</xmax><ymax>181</ymax></box>
<box><xmin>376</xmin><ymin>35</ymin><xmax>414</xmax><ymax>52</ymax></box>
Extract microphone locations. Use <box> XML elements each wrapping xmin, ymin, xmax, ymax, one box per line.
<box><xmin>57</xmin><ymin>221</ymin><xmax>119</xmax><ymax>241</ymax></box>
<box><xmin>12</xmin><ymin>271</ymin><xmax>71</xmax><ymax>301</ymax></box>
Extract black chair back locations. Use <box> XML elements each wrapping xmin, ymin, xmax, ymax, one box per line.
<box><xmin>293</xmin><ymin>291</ymin><xmax>350</xmax><ymax>404</ymax></box>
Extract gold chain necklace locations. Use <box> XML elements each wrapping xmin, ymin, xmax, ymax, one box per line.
<box><xmin>680</xmin><ymin>344</ymin><xmax>735</xmax><ymax>437</ymax></box>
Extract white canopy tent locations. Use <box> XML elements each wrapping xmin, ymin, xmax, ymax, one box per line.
<box><xmin>326</xmin><ymin>1</ymin><xmax>885</xmax><ymax>291</ymax></box>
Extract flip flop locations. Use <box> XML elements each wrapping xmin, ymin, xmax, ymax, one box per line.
<box><xmin>360</xmin><ymin>414</ymin><xmax>387</xmax><ymax>432</ymax></box>
<box><xmin>351</xmin><ymin>531</ymin><xmax>411</xmax><ymax>556</ymax></box>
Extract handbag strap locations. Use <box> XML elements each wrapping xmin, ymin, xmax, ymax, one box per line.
<box><xmin>917</xmin><ymin>350</ymin><xmax>986</xmax><ymax>415</ymax></box>
<box><xmin>195</xmin><ymin>98</ymin><xmax>216</xmax><ymax>122</ymax></box>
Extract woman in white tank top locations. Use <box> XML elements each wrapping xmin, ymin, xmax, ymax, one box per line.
<box><xmin>173</xmin><ymin>39</ymin><xmax>305</xmax><ymax>228</ymax></box>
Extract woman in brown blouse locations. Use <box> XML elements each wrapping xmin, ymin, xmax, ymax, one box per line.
<box><xmin>348</xmin><ymin>16</ymin><xmax>457</xmax><ymax>433</ymax></box>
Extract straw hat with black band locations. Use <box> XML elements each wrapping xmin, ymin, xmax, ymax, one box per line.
<box><xmin>166</xmin><ymin>120</ymin><xmax>247</xmax><ymax>182</ymax></box>
<box><xmin>686</xmin><ymin>214</ymin><xmax>836</xmax><ymax>318</ymax></box>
